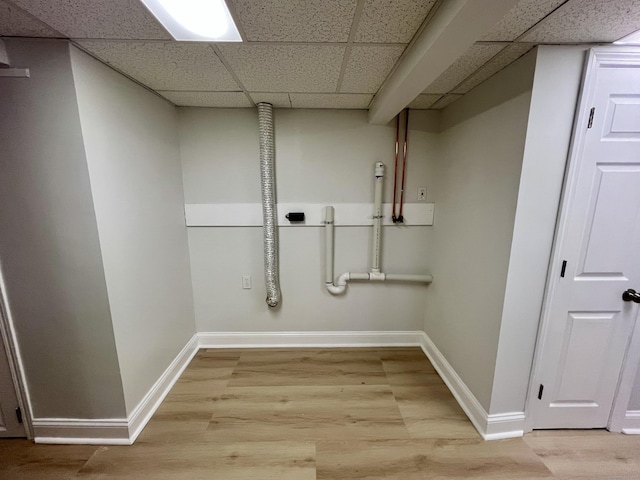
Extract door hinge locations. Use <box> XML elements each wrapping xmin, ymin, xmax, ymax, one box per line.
<box><xmin>537</xmin><ymin>384</ymin><xmax>544</xmax><ymax>400</ymax></box>
<box><xmin>15</xmin><ymin>407</ymin><xmax>22</xmax><ymax>424</ymax></box>
<box><xmin>587</xmin><ymin>107</ymin><xmax>595</xmax><ymax>128</ymax></box>
<box><xmin>560</xmin><ymin>260</ymin><xmax>567</xmax><ymax>278</ymax></box>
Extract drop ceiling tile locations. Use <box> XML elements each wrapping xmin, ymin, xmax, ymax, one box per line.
<box><xmin>78</xmin><ymin>41</ymin><xmax>239</xmax><ymax>91</ymax></box>
<box><xmin>341</xmin><ymin>45</ymin><xmax>405</xmax><ymax>93</ymax></box>
<box><xmin>0</xmin><ymin>1</ymin><xmax>60</xmax><ymax>37</ymax></box>
<box><xmin>289</xmin><ymin>93</ymin><xmax>372</xmax><ymax>109</ymax></box>
<box><xmin>354</xmin><ymin>0</ymin><xmax>437</xmax><ymax>43</ymax></box>
<box><xmin>229</xmin><ymin>0</ymin><xmax>357</xmax><ymax>42</ymax></box>
<box><xmin>480</xmin><ymin>0</ymin><xmax>566</xmax><ymax>41</ymax></box>
<box><xmin>10</xmin><ymin>0</ymin><xmax>169</xmax><ymax>39</ymax></box>
<box><xmin>422</xmin><ymin>44</ymin><xmax>505</xmax><ymax>94</ymax></box>
<box><xmin>430</xmin><ymin>94</ymin><xmax>463</xmax><ymax>110</ymax></box>
<box><xmin>453</xmin><ymin>44</ymin><xmax>534</xmax><ymax>94</ymax></box>
<box><xmin>408</xmin><ymin>94</ymin><xmax>442</xmax><ymax>109</ymax></box>
<box><xmin>218</xmin><ymin>44</ymin><xmax>345</xmax><ymax>93</ymax></box>
<box><xmin>159</xmin><ymin>91</ymin><xmax>251</xmax><ymax>108</ymax></box>
<box><xmin>249</xmin><ymin>93</ymin><xmax>291</xmax><ymax>108</ymax></box>
<box><xmin>520</xmin><ymin>0</ymin><xmax>640</xmax><ymax>43</ymax></box>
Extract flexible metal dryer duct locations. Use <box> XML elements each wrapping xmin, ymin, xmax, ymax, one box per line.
<box><xmin>257</xmin><ymin>102</ymin><xmax>281</xmax><ymax>307</ymax></box>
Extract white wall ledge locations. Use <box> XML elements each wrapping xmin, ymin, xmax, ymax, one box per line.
<box><xmin>185</xmin><ymin>203</ymin><xmax>434</xmax><ymax>227</ymax></box>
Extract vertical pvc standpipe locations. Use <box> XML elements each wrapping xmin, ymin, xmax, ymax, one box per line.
<box><xmin>325</xmin><ymin>205</ymin><xmax>353</xmax><ymax>294</ymax></box>
<box><xmin>324</xmin><ymin>206</ymin><xmax>335</xmax><ymax>285</ymax></box>
<box><xmin>324</xmin><ymin>161</ymin><xmax>431</xmax><ymax>295</ymax></box>
<box><xmin>371</xmin><ymin>162</ymin><xmax>384</xmax><ymax>275</ymax></box>
<box><xmin>257</xmin><ymin>103</ymin><xmax>281</xmax><ymax>307</ymax></box>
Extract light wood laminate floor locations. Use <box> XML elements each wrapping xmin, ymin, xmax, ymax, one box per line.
<box><xmin>1</xmin><ymin>347</ymin><xmax>640</xmax><ymax>479</ymax></box>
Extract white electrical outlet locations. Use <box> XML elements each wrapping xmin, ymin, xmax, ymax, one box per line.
<box><xmin>242</xmin><ymin>275</ymin><xmax>252</xmax><ymax>289</ymax></box>
<box><xmin>417</xmin><ymin>187</ymin><xmax>427</xmax><ymax>201</ymax></box>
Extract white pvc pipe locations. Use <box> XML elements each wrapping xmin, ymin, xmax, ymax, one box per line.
<box><xmin>324</xmin><ymin>206</ymin><xmax>335</xmax><ymax>285</ymax></box>
<box><xmin>371</xmin><ymin>162</ymin><xmax>384</xmax><ymax>273</ymax></box>
<box><xmin>324</xmin><ymin>268</ymin><xmax>432</xmax><ymax>295</ymax></box>
<box><xmin>324</xmin><ymin>162</ymin><xmax>433</xmax><ymax>295</ymax></box>
<box><xmin>386</xmin><ymin>274</ymin><xmax>433</xmax><ymax>283</ymax></box>
<box><xmin>326</xmin><ymin>272</ymin><xmax>348</xmax><ymax>295</ymax></box>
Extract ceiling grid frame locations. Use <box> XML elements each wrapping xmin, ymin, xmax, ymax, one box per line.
<box><xmin>1</xmin><ymin>0</ymin><xmax>639</xmax><ymax>110</ymax></box>
<box><xmin>208</xmin><ymin>43</ymin><xmax>255</xmax><ymax>107</ymax></box>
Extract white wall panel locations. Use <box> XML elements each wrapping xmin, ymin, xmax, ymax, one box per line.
<box><xmin>70</xmin><ymin>46</ymin><xmax>196</xmax><ymax>415</ymax></box>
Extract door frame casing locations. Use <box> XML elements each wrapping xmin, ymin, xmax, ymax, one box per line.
<box><xmin>524</xmin><ymin>47</ymin><xmax>640</xmax><ymax>434</ymax></box>
<box><xmin>0</xmin><ymin>259</ymin><xmax>33</xmax><ymax>438</ymax></box>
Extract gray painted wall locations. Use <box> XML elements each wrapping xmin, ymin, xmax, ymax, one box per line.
<box><xmin>70</xmin><ymin>47</ymin><xmax>196</xmax><ymax>415</ymax></box>
<box><xmin>180</xmin><ymin>108</ymin><xmax>438</xmax><ymax>332</ymax></box>
<box><xmin>423</xmin><ymin>52</ymin><xmax>536</xmax><ymax>411</ymax></box>
<box><xmin>489</xmin><ymin>46</ymin><xmax>589</xmax><ymax>415</ymax></box>
<box><xmin>0</xmin><ymin>39</ymin><xmax>125</xmax><ymax>419</ymax></box>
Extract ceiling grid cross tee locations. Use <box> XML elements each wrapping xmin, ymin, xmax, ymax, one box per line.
<box><xmin>334</xmin><ymin>0</ymin><xmax>366</xmax><ymax>94</ymax></box>
<box><xmin>0</xmin><ymin>0</ymin><xmax>639</xmax><ymax>111</ymax></box>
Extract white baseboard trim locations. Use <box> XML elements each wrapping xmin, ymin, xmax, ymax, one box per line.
<box><xmin>417</xmin><ymin>332</ymin><xmax>525</xmax><ymax>441</ymax></box>
<box><xmin>32</xmin><ymin>418</ymin><xmax>130</xmax><ymax>445</ymax></box>
<box><xmin>485</xmin><ymin>412</ymin><xmax>526</xmax><ymax>440</ymax></box>
<box><xmin>127</xmin><ymin>333</ymin><xmax>199</xmax><ymax>443</ymax></box>
<box><xmin>198</xmin><ymin>331</ymin><xmax>426</xmax><ymax>348</ymax></box>
<box><xmin>33</xmin><ymin>333</ymin><xmax>199</xmax><ymax>445</ymax></box>
<box><xmin>33</xmin><ymin>330</ymin><xmax>526</xmax><ymax>444</ymax></box>
<box><xmin>622</xmin><ymin>410</ymin><xmax>640</xmax><ymax>435</ymax></box>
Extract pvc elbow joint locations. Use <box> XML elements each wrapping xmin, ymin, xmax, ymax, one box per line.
<box><xmin>326</xmin><ymin>272</ymin><xmax>349</xmax><ymax>295</ymax></box>
<box><xmin>325</xmin><ymin>283</ymin><xmax>346</xmax><ymax>295</ymax></box>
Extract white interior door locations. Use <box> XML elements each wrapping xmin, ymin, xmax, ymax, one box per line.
<box><xmin>531</xmin><ymin>49</ymin><xmax>640</xmax><ymax>429</ymax></box>
<box><xmin>0</xmin><ymin>325</ymin><xmax>25</xmax><ymax>437</ymax></box>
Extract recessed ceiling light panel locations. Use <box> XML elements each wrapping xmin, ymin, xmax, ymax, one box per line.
<box><xmin>614</xmin><ymin>29</ymin><xmax>640</xmax><ymax>45</ymax></box>
<box><xmin>141</xmin><ymin>0</ymin><xmax>242</xmax><ymax>42</ymax></box>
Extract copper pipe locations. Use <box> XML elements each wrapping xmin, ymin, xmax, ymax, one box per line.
<box><xmin>398</xmin><ymin>109</ymin><xmax>409</xmax><ymax>221</ymax></box>
<box><xmin>392</xmin><ymin>113</ymin><xmax>400</xmax><ymax>222</ymax></box>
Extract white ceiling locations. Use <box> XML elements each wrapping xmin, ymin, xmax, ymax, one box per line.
<box><xmin>1</xmin><ymin>0</ymin><xmax>639</xmax><ymax>110</ymax></box>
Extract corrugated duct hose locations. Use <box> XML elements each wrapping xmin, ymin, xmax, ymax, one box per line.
<box><xmin>257</xmin><ymin>102</ymin><xmax>281</xmax><ymax>307</ymax></box>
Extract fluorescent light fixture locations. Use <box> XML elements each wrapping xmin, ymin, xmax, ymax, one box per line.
<box><xmin>141</xmin><ymin>0</ymin><xmax>242</xmax><ymax>42</ymax></box>
<box><xmin>614</xmin><ymin>29</ymin><xmax>640</xmax><ymax>45</ymax></box>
